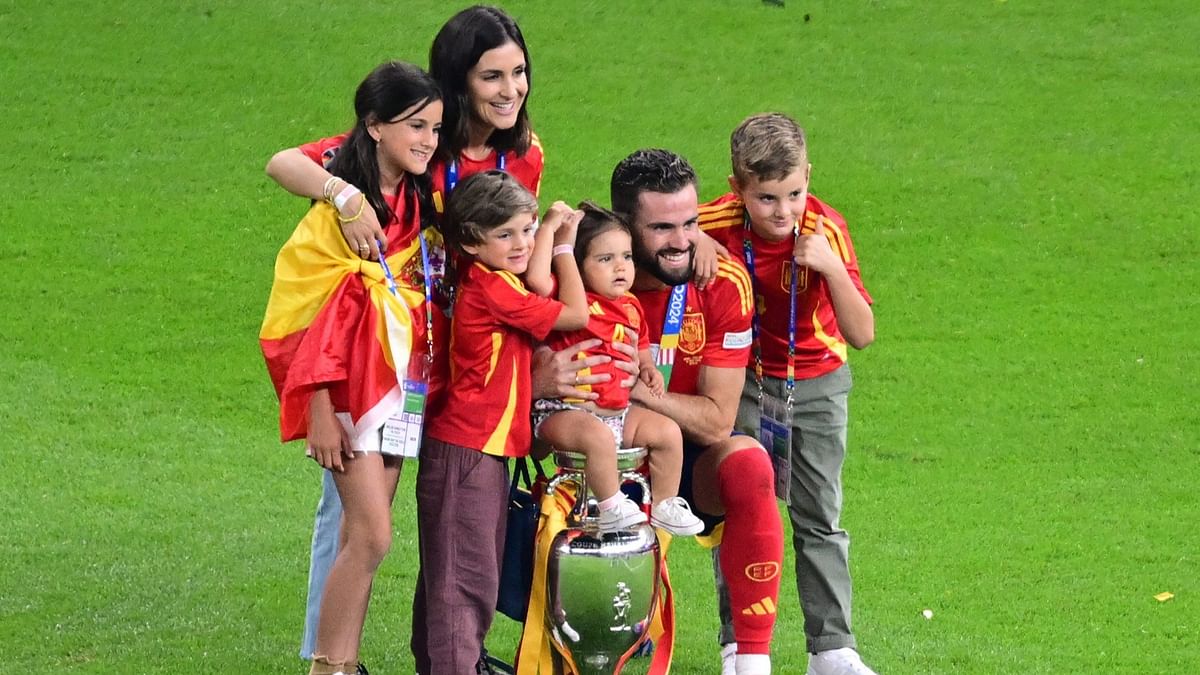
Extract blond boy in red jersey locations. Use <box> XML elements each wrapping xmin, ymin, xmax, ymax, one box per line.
<box><xmin>699</xmin><ymin>113</ymin><xmax>877</xmax><ymax>675</ymax></box>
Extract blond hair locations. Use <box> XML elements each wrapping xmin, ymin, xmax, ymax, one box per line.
<box><xmin>730</xmin><ymin>112</ymin><xmax>808</xmax><ymax>183</ymax></box>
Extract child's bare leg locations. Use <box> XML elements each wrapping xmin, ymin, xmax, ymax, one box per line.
<box><xmin>314</xmin><ymin>453</ymin><xmax>401</xmax><ymax>664</ymax></box>
<box><xmin>623</xmin><ymin>407</ymin><xmax>683</xmax><ymax>504</ymax></box>
<box><xmin>538</xmin><ymin>410</ymin><xmax>620</xmax><ymax>500</ymax></box>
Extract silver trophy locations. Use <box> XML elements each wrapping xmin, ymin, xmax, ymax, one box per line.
<box><xmin>544</xmin><ymin>446</ymin><xmax>662</xmax><ymax>674</ymax></box>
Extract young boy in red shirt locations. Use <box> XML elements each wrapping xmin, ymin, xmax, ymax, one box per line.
<box><xmin>415</xmin><ymin>170</ymin><xmax>589</xmax><ymax>674</ymax></box>
<box><xmin>699</xmin><ymin>113</ymin><xmax>877</xmax><ymax>675</ymax></box>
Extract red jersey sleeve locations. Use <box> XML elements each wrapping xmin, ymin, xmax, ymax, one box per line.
<box><xmin>807</xmin><ymin>198</ymin><xmax>873</xmax><ymax>305</ymax></box>
<box><xmin>475</xmin><ymin>266</ymin><xmax>564</xmax><ymax>341</ymax></box>
<box><xmin>698</xmin><ymin>192</ymin><xmax>744</xmax><ymax>252</ymax></box>
<box><xmin>700</xmin><ymin>259</ymin><xmax>754</xmax><ymax>368</ymax></box>
<box><xmin>627</xmin><ymin>295</ymin><xmax>651</xmax><ymax>350</ymax></box>
<box><xmin>297</xmin><ymin>132</ymin><xmax>351</xmax><ymax>168</ymax></box>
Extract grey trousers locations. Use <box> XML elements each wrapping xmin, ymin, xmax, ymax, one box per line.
<box><xmin>717</xmin><ymin>364</ymin><xmax>857</xmax><ymax>654</ymax></box>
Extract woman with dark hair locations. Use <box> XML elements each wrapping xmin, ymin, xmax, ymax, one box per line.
<box><xmin>265</xmin><ymin>7</ymin><xmax>631</xmax><ymax>671</ymax></box>
<box><xmin>260</xmin><ymin>61</ymin><xmax>441</xmax><ymax>675</ymax></box>
<box><xmin>266</xmin><ymin>5</ymin><xmax>541</xmax><ymax>264</ymax></box>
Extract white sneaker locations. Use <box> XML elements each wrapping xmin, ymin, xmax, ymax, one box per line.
<box><xmin>735</xmin><ymin>653</ymin><xmax>771</xmax><ymax>674</ymax></box>
<box><xmin>721</xmin><ymin>643</ymin><xmax>738</xmax><ymax>675</ymax></box>
<box><xmin>650</xmin><ymin>496</ymin><xmax>704</xmax><ymax>535</ymax></box>
<box><xmin>805</xmin><ymin>647</ymin><xmax>878</xmax><ymax>675</ymax></box>
<box><xmin>598</xmin><ymin>496</ymin><xmax>648</xmax><ymax>533</ymax></box>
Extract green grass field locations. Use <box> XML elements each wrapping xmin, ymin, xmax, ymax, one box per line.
<box><xmin>3</xmin><ymin>1</ymin><xmax>1198</xmax><ymax>672</ymax></box>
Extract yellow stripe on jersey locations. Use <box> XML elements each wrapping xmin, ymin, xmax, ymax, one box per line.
<box><xmin>482</xmin><ymin>358</ymin><xmax>520</xmax><ymax>456</ymax></box>
<box><xmin>613</xmin><ymin>323</ymin><xmax>625</xmax><ymax>342</ymax></box>
<box><xmin>699</xmin><ymin>200</ymin><xmax>743</xmax><ymax>232</ymax></box>
<box><xmin>811</xmin><ymin>301</ymin><xmax>848</xmax><ymax>364</ymax></box>
<box><xmin>589</xmin><ymin>300</ymin><xmax>604</xmax><ymax>315</ymax></box>
<box><xmin>564</xmin><ymin>363</ymin><xmax>592</xmax><ymax>404</ymax></box>
<box><xmin>485</xmin><ymin>331</ymin><xmax>502</xmax><ymax>385</ymax></box>
<box><xmin>715</xmin><ymin>259</ymin><xmax>753</xmax><ymax>315</ymax></box>
<box><xmin>494</xmin><ymin>269</ymin><xmax>529</xmax><ymax>296</ymax></box>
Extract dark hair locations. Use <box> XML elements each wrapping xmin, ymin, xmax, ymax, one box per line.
<box><xmin>574</xmin><ymin>201</ymin><xmax>630</xmax><ymax>269</ymax></box>
<box><xmin>327</xmin><ymin>61</ymin><xmax>441</xmax><ymax>230</ymax></box>
<box><xmin>430</xmin><ymin>5</ymin><xmax>533</xmax><ymax>162</ymax></box>
<box><xmin>441</xmin><ymin>170</ymin><xmax>539</xmax><ymax>255</ymax></box>
<box><xmin>610</xmin><ymin>148</ymin><xmax>698</xmax><ymax>222</ymax></box>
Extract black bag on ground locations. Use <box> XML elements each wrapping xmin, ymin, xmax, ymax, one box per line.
<box><xmin>496</xmin><ymin>456</ymin><xmax>547</xmax><ymax>621</ymax></box>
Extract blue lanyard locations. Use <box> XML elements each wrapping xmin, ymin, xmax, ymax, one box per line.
<box><xmin>377</xmin><ymin>184</ymin><xmax>436</xmax><ymax>365</ymax></box>
<box><xmin>655</xmin><ymin>284</ymin><xmax>689</xmax><ymax>388</ymax></box>
<box><xmin>443</xmin><ymin>151</ymin><xmax>508</xmax><ymax>311</ymax></box>
<box><xmin>416</xmin><ymin>230</ymin><xmax>435</xmax><ymax>363</ymax></box>
<box><xmin>445</xmin><ymin>152</ymin><xmax>507</xmax><ymax>193</ymax></box>
<box><xmin>742</xmin><ymin>213</ymin><xmax>798</xmax><ymax>395</ymax></box>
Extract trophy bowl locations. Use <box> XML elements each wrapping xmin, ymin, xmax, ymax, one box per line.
<box><xmin>545</xmin><ymin>521</ymin><xmax>661</xmax><ymax>674</ymax></box>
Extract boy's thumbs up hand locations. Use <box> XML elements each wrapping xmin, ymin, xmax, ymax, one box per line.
<box><xmin>792</xmin><ymin>216</ymin><xmax>839</xmax><ymax>274</ymax></box>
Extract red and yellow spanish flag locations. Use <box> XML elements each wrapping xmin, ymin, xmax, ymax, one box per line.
<box><xmin>260</xmin><ymin>202</ymin><xmax>425</xmax><ymax>443</ymax></box>
<box><xmin>515</xmin><ymin>484</ymin><xmax>675</xmax><ymax>674</ymax></box>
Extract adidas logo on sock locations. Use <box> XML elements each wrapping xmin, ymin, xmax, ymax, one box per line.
<box><xmin>741</xmin><ymin>596</ymin><xmax>777</xmax><ymax>616</ymax></box>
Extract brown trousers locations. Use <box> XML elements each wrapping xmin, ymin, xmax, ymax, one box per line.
<box><xmin>410</xmin><ymin>438</ymin><xmax>509</xmax><ymax>674</ymax></box>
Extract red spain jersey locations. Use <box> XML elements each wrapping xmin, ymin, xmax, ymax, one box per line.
<box><xmin>545</xmin><ymin>292</ymin><xmax>651</xmax><ymax>409</ymax></box>
<box><xmin>634</xmin><ymin>259</ymin><xmax>754</xmax><ymax>396</ymax></box>
<box><xmin>429</xmin><ymin>133</ymin><xmax>544</xmax><ymax>214</ymax></box>
<box><xmin>699</xmin><ymin>192</ymin><xmax>873</xmax><ymax>380</ymax></box>
<box><xmin>425</xmin><ymin>262</ymin><xmax>563</xmax><ymax>457</ymax></box>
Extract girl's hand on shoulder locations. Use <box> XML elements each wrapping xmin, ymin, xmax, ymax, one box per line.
<box><xmin>693</xmin><ymin>231</ymin><xmax>729</xmax><ymax>290</ymax></box>
<box><xmin>338</xmin><ymin>191</ymin><xmax>388</xmax><ymax>261</ymax></box>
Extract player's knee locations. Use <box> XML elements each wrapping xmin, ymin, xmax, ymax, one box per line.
<box><xmin>716</xmin><ymin>446</ymin><xmax>775</xmax><ymax>509</ymax></box>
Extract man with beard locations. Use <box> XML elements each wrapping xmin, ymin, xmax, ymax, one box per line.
<box><xmin>612</xmin><ymin>149</ymin><xmax>785</xmax><ymax>675</ymax></box>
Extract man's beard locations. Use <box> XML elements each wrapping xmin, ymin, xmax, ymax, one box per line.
<box><xmin>635</xmin><ymin>244</ymin><xmax>695</xmax><ymax>287</ymax></box>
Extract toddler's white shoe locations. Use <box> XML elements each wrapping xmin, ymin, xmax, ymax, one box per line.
<box><xmin>650</xmin><ymin>496</ymin><xmax>704</xmax><ymax>536</ymax></box>
<box><xmin>598</xmin><ymin>496</ymin><xmax>648</xmax><ymax>533</ymax></box>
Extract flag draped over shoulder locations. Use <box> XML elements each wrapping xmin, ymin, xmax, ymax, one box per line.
<box><xmin>260</xmin><ymin>202</ymin><xmax>425</xmax><ymax>443</ymax></box>
<box><xmin>515</xmin><ymin>484</ymin><xmax>675</xmax><ymax>674</ymax></box>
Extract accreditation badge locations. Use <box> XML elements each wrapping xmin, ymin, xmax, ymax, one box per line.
<box><xmin>381</xmin><ymin>358</ymin><xmax>429</xmax><ymax>458</ymax></box>
<box><xmin>758</xmin><ymin>390</ymin><xmax>792</xmax><ymax>504</ymax></box>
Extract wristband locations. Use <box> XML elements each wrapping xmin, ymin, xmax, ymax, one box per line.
<box><xmin>552</xmin><ymin>244</ymin><xmax>574</xmax><ymax>257</ymax></box>
<box><xmin>333</xmin><ymin>184</ymin><xmax>361</xmax><ymax>211</ymax></box>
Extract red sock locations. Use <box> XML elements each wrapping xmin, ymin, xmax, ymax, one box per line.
<box><xmin>717</xmin><ymin>447</ymin><xmax>783</xmax><ymax>655</ymax></box>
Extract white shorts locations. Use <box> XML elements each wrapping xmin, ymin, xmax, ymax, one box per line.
<box><xmin>531</xmin><ymin>399</ymin><xmax>627</xmax><ymax>449</ymax></box>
